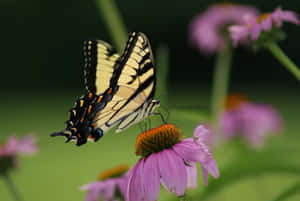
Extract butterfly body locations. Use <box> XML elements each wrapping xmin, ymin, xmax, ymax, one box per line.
<box><xmin>51</xmin><ymin>32</ymin><xmax>160</xmax><ymax>146</ymax></box>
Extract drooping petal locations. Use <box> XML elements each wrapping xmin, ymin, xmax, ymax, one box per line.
<box><xmin>239</xmin><ymin>103</ymin><xmax>282</xmax><ymax>147</ymax></box>
<box><xmin>143</xmin><ymin>153</ymin><xmax>160</xmax><ymax>201</ymax></box>
<box><xmin>17</xmin><ymin>135</ymin><xmax>37</xmax><ymax>155</ymax></box>
<box><xmin>102</xmin><ymin>180</ymin><xmax>117</xmax><ymax>201</ymax></box>
<box><xmin>116</xmin><ymin>177</ymin><xmax>128</xmax><ymax>200</ymax></box>
<box><xmin>127</xmin><ymin>159</ymin><xmax>145</xmax><ymax>201</ymax></box>
<box><xmin>173</xmin><ymin>140</ymin><xmax>211</xmax><ymax>163</ymax></box>
<box><xmin>193</xmin><ymin>125</ymin><xmax>214</xmax><ymax>147</ymax></box>
<box><xmin>220</xmin><ymin>110</ymin><xmax>240</xmax><ymax>139</ymax></box>
<box><xmin>186</xmin><ymin>162</ymin><xmax>198</xmax><ymax>189</ymax></box>
<box><xmin>158</xmin><ymin>150</ymin><xmax>187</xmax><ymax>197</ymax></box>
<box><xmin>81</xmin><ymin>182</ymin><xmax>105</xmax><ymax>201</ymax></box>
<box><xmin>201</xmin><ymin>166</ymin><xmax>209</xmax><ymax>186</ymax></box>
<box><xmin>201</xmin><ymin>158</ymin><xmax>220</xmax><ymax>180</ymax></box>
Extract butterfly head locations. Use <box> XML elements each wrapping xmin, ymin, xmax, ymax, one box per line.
<box><xmin>50</xmin><ymin>93</ymin><xmax>104</xmax><ymax>146</ymax></box>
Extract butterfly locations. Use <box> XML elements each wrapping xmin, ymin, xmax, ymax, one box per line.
<box><xmin>51</xmin><ymin>32</ymin><xmax>161</xmax><ymax>146</ymax></box>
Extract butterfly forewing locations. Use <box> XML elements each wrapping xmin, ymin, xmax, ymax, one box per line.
<box><xmin>84</xmin><ymin>40</ymin><xmax>120</xmax><ymax>94</ymax></box>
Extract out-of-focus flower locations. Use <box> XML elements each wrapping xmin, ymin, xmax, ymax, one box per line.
<box><xmin>80</xmin><ymin>165</ymin><xmax>130</xmax><ymax>201</ymax></box>
<box><xmin>0</xmin><ymin>135</ymin><xmax>37</xmax><ymax>174</ymax></box>
<box><xmin>189</xmin><ymin>3</ymin><xmax>259</xmax><ymax>54</ymax></box>
<box><xmin>229</xmin><ymin>7</ymin><xmax>300</xmax><ymax>46</ymax></box>
<box><xmin>127</xmin><ymin>124</ymin><xmax>219</xmax><ymax>201</ymax></box>
<box><xmin>220</xmin><ymin>93</ymin><xmax>282</xmax><ymax>147</ymax></box>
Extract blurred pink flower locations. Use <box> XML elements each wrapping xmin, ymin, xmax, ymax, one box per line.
<box><xmin>189</xmin><ymin>3</ymin><xmax>259</xmax><ymax>54</ymax></box>
<box><xmin>80</xmin><ymin>165</ymin><xmax>129</xmax><ymax>201</ymax></box>
<box><xmin>0</xmin><ymin>135</ymin><xmax>37</xmax><ymax>173</ymax></box>
<box><xmin>229</xmin><ymin>7</ymin><xmax>300</xmax><ymax>46</ymax></box>
<box><xmin>127</xmin><ymin>124</ymin><xmax>219</xmax><ymax>201</ymax></box>
<box><xmin>220</xmin><ymin>95</ymin><xmax>282</xmax><ymax>147</ymax></box>
<box><xmin>0</xmin><ymin>135</ymin><xmax>37</xmax><ymax>157</ymax></box>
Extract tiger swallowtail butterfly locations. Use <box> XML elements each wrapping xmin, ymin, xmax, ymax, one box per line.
<box><xmin>51</xmin><ymin>32</ymin><xmax>160</xmax><ymax>146</ymax></box>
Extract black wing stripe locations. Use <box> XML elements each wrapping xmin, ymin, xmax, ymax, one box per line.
<box><xmin>84</xmin><ymin>41</ymin><xmax>98</xmax><ymax>93</ymax></box>
<box><xmin>106</xmin><ymin>75</ymin><xmax>155</xmax><ymax>126</ymax></box>
<box><xmin>110</xmin><ymin>33</ymin><xmax>140</xmax><ymax>87</ymax></box>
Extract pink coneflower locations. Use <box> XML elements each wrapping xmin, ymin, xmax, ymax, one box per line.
<box><xmin>80</xmin><ymin>165</ymin><xmax>129</xmax><ymax>201</ymax></box>
<box><xmin>0</xmin><ymin>135</ymin><xmax>37</xmax><ymax>173</ymax></box>
<box><xmin>229</xmin><ymin>7</ymin><xmax>300</xmax><ymax>46</ymax></box>
<box><xmin>189</xmin><ymin>3</ymin><xmax>259</xmax><ymax>54</ymax></box>
<box><xmin>220</xmin><ymin>93</ymin><xmax>282</xmax><ymax>147</ymax></box>
<box><xmin>127</xmin><ymin>124</ymin><xmax>219</xmax><ymax>201</ymax></box>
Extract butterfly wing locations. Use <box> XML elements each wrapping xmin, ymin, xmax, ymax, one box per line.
<box><xmin>83</xmin><ymin>40</ymin><xmax>120</xmax><ymax>94</ymax></box>
<box><xmin>92</xmin><ymin>32</ymin><xmax>157</xmax><ymax>132</ymax></box>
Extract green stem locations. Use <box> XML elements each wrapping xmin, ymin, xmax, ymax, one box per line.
<box><xmin>96</xmin><ymin>0</ymin><xmax>128</xmax><ymax>52</ymax></box>
<box><xmin>211</xmin><ymin>44</ymin><xmax>233</xmax><ymax>134</ymax></box>
<box><xmin>271</xmin><ymin>181</ymin><xmax>300</xmax><ymax>201</ymax></box>
<box><xmin>265</xmin><ymin>41</ymin><xmax>300</xmax><ymax>82</ymax></box>
<box><xmin>155</xmin><ymin>45</ymin><xmax>170</xmax><ymax>106</ymax></box>
<box><xmin>2</xmin><ymin>173</ymin><xmax>24</xmax><ymax>201</ymax></box>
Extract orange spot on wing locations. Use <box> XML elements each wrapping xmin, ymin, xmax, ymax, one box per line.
<box><xmin>88</xmin><ymin>93</ymin><xmax>93</xmax><ymax>99</ymax></box>
<box><xmin>88</xmin><ymin>105</ymin><xmax>92</xmax><ymax>114</ymax></box>
<box><xmin>97</xmin><ymin>96</ymin><xmax>103</xmax><ymax>103</ymax></box>
<box><xmin>71</xmin><ymin>127</ymin><xmax>77</xmax><ymax>132</ymax></box>
<box><xmin>107</xmin><ymin>88</ymin><xmax>112</xmax><ymax>95</ymax></box>
<box><xmin>80</xmin><ymin>117</ymin><xmax>84</xmax><ymax>122</ymax></box>
<box><xmin>78</xmin><ymin>134</ymin><xmax>81</xmax><ymax>138</ymax></box>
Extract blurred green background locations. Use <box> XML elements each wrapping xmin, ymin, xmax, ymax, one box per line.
<box><xmin>1</xmin><ymin>0</ymin><xmax>300</xmax><ymax>201</ymax></box>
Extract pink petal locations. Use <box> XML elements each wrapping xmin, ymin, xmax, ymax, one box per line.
<box><xmin>261</xmin><ymin>18</ymin><xmax>272</xmax><ymax>31</ymax></box>
<box><xmin>127</xmin><ymin>159</ymin><xmax>145</xmax><ymax>201</ymax></box>
<box><xmin>143</xmin><ymin>153</ymin><xmax>160</xmax><ymax>201</ymax></box>
<box><xmin>102</xmin><ymin>180</ymin><xmax>116</xmax><ymax>201</ymax></box>
<box><xmin>186</xmin><ymin>162</ymin><xmax>198</xmax><ymax>189</ymax></box>
<box><xmin>81</xmin><ymin>182</ymin><xmax>104</xmax><ymax>201</ymax></box>
<box><xmin>158</xmin><ymin>150</ymin><xmax>187</xmax><ymax>197</ymax></box>
<box><xmin>116</xmin><ymin>178</ymin><xmax>128</xmax><ymax>199</ymax></box>
<box><xmin>201</xmin><ymin>158</ymin><xmax>220</xmax><ymax>179</ymax></box>
<box><xmin>4</xmin><ymin>135</ymin><xmax>18</xmax><ymax>156</ymax></box>
<box><xmin>17</xmin><ymin>135</ymin><xmax>38</xmax><ymax>155</ymax></box>
<box><xmin>173</xmin><ymin>140</ymin><xmax>211</xmax><ymax>163</ymax></box>
<box><xmin>201</xmin><ymin>166</ymin><xmax>209</xmax><ymax>186</ymax></box>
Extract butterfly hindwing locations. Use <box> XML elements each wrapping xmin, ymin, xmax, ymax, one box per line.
<box><xmin>84</xmin><ymin>40</ymin><xmax>120</xmax><ymax>94</ymax></box>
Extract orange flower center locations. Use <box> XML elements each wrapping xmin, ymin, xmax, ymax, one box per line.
<box><xmin>224</xmin><ymin>93</ymin><xmax>248</xmax><ymax>110</ymax></box>
<box><xmin>135</xmin><ymin>124</ymin><xmax>183</xmax><ymax>158</ymax></box>
<box><xmin>257</xmin><ymin>13</ymin><xmax>271</xmax><ymax>23</ymax></box>
<box><xmin>97</xmin><ymin>165</ymin><xmax>130</xmax><ymax>181</ymax></box>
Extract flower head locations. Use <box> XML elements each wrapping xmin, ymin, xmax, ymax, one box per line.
<box><xmin>80</xmin><ymin>165</ymin><xmax>130</xmax><ymax>201</ymax></box>
<box><xmin>220</xmin><ymin>93</ymin><xmax>282</xmax><ymax>147</ymax></box>
<box><xmin>0</xmin><ymin>135</ymin><xmax>37</xmax><ymax>174</ymax></box>
<box><xmin>189</xmin><ymin>3</ymin><xmax>259</xmax><ymax>54</ymax></box>
<box><xmin>229</xmin><ymin>7</ymin><xmax>300</xmax><ymax>46</ymax></box>
<box><xmin>127</xmin><ymin>124</ymin><xmax>219</xmax><ymax>201</ymax></box>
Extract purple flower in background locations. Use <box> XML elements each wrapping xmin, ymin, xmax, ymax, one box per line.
<box><xmin>80</xmin><ymin>165</ymin><xmax>130</xmax><ymax>201</ymax></box>
<box><xmin>189</xmin><ymin>3</ymin><xmax>259</xmax><ymax>54</ymax></box>
<box><xmin>0</xmin><ymin>135</ymin><xmax>37</xmax><ymax>173</ymax></box>
<box><xmin>229</xmin><ymin>7</ymin><xmax>300</xmax><ymax>46</ymax></box>
<box><xmin>220</xmin><ymin>93</ymin><xmax>282</xmax><ymax>147</ymax></box>
<box><xmin>127</xmin><ymin>124</ymin><xmax>219</xmax><ymax>201</ymax></box>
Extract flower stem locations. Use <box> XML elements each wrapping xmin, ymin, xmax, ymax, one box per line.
<box><xmin>271</xmin><ymin>181</ymin><xmax>300</xmax><ymax>201</ymax></box>
<box><xmin>178</xmin><ymin>195</ymin><xmax>189</xmax><ymax>201</ymax></box>
<box><xmin>155</xmin><ymin>45</ymin><xmax>170</xmax><ymax>106</ymax></box>
<box><xmin>2</xmin><ymin>173</ymin><xmax>24</xmax><ymax>201</ymax></box>
<box><xmin>96</xmin><ymin>0</ymin><xmax>128</xmax><ymax>53</ymax></box>
<box><xmin>265</xmin><ymin>41</ymin><xmax>300</xmax><ymax>82</ymax></box>
<box><xmin>211</xmin><ymin>44</ymin><xmax>233</xmax><ymax>135</ymax></box>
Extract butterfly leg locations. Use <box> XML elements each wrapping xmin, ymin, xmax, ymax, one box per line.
<box><xmin>152</xmin><ymin>112</ymin><xmax>166</xmax><ymax>124</ymax></box>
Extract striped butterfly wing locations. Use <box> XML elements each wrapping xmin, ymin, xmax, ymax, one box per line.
<box><xmin>83</xmin><ymin>40</ymin><xmax>120</xmax><ymax>94</ymax></box>
<box><xmin>92</xmin><ymin>32</ymin><xmax>157</xmax><ymax>132</ymax></box>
